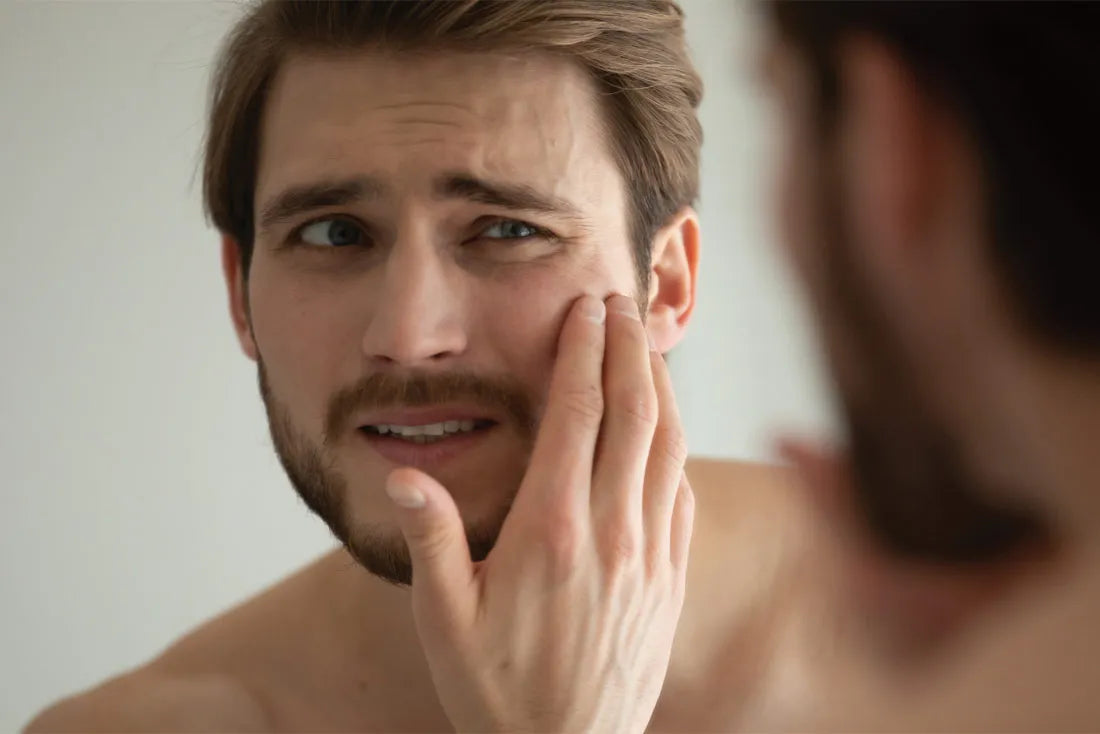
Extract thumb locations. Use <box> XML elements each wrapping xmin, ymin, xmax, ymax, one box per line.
<box><xmin>385</xmin><ymin>467</ymin><xmax>477</xmax><ymax>638</ymax></box>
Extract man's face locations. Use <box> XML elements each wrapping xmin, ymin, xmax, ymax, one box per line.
<box><xmin>231</xmin><ymin>49</ymin><xmax>641</xmax><ymax>584</ymax></box>
<box><xmin>766</xmin><ymin>39</ymin><xmax>1039</xmax><ymax>563</ymax></box>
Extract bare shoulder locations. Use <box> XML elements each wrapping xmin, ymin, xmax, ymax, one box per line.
<box><xmin>25</xmin><ymin>552</ymin><xmax>344</xmax><ymax>733</ymax></box>
<box><xmin>659</xmin><ymin>458</ymin><xmax>829</xmax><ymax>729</ymax></box>
<box><xmin>684</xmin><ymin>456</ymin><xmax>810</xmax><ymax>536</ymax></box>
<box><xmin>887</xmin><ymin>571</ymin><xmax>1100</xmax><ymax>730</ymax></box>
<box><xmin>23</xmin><ymin>669</ymin><xmax>270</xmax><ymax>733</ymax></box>
<box><xmin>678</xmin><ymin>457</ymin><xmax>822</xmax><ymax>634</ymax></box>
<box><xmin>684</xmin><ymin>455</ymin><xmax>797</xmax><ymax>492</ymax></box>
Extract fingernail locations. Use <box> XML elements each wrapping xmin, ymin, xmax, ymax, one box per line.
<box><xmin>608</xmin><ymin>293</ymin><xmax>639</xmax><ymax>320</ymax></box>
<box><xmin>581</xmin><ymin>296</ymin><xmax>606</xmax><ymax>324</ymax></box>
<box><xmin>385</xmin><ymin>480</ymin><xmax>426</xmax><ymax>509</ymax></box>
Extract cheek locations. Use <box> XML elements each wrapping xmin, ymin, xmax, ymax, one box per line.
<box><xmin>247</xmin><ymin>259</ymin><xmax>361</xmax><ymax>419</ymax></box>
<box><xmin>476</xmin><ymin>258</ymin><xmax>617</xmax><ymax>402</ymax></box>
<box><xmin>481</xmin><ymin>275</ymin><xmax>570</xmax><ymax>392</ymax></box>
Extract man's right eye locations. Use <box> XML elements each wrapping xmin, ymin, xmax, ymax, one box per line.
<box><xmin>296</xmin><ymin>217</ymin><xmax>366</xmax><ymax>247</ymax></box>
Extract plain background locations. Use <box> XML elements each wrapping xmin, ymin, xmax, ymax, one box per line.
<box><xmin>0</xmin><ymin>1</ymin><xmax>834</xmax><ymax>728</ymax></box>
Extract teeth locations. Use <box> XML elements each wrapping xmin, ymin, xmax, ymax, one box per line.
<box><xmin>368</xmin><ymin>420</ymin><xmax>484</xmax><ymax>440</ymax></box>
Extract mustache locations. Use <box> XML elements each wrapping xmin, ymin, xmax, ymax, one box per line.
<box><xmin>323</xmin><ymin>370</ymin><xmax>537</xmax><ymax>443</ymax></box>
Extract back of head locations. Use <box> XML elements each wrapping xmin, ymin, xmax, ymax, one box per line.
<box><xmin>204</xmin><ymin>0</ymin><xmax>703</xmax><ymax>283</ymax></box>
<box><xmin>771</xmin><ymin>1</ymin><xmax>1100</xmax><ymax>356</ymax></box>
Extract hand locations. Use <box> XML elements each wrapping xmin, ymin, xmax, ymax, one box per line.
<box><xmin>384</xmin><ymin>293</ymin><xmax>695</xmax><ymax>733</ymax></box>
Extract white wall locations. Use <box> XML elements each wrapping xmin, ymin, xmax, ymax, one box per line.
<box><xmin>678</xmin><ymin>1</ymin><xmax>834</xmax><ymax>459</ymax></box>
<box><xmin>0</xmin><ymin>1</ymin><xmax>833</xmax><ymax>729</ymax></box>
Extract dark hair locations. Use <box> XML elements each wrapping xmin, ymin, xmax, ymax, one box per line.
<box><xmin>203</xmin><ymin>0</ymin><xmax>703</xmax><ymax>287</ymax></box>
<box><xmin>770</xmin><ymin>2</ymin><xmax>1100</xmax><ymax>354</ymax></box>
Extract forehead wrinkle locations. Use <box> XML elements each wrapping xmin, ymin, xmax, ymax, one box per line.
<box><xmin>390</xmin><ymin>118</ymin><xmax>463</xmax><ymax>129</ymax></box>
<box><xmin>372</xmin><ymin>100</ymin><xmax>477</xmax><ymax>114</ymax></box>
<box><xmin>259</xmin><ymin>50</ymin><xmax>627</xmax><ymax>237</ymax></box>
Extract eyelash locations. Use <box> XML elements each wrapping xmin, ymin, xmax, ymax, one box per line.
<box><xmin>285</xmin><ymin>216</ymin><xmax>556</xmax><ymax>249</ymax></box>
<box><xmin>285</xmin><ymin>215</ymin><xmax>370</xmax><ymax>250</ymax></box>
<box><xmin>478</xmin><ymin>218</ymin><xmax>555</xmax><ymax>243</ymax></box>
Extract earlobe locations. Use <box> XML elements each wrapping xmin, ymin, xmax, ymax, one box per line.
<box><xmin>220</xmin><ymin>234</ymin><xmax>258</xmax><ymax>361</ymax></box>
<box><xmin>645</xmin><ymin>207</ymin><xmax>700</xmax><ymax>353</ymax></box>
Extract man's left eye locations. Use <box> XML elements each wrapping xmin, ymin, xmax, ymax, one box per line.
<box><xmin>481</xmin><ymin>220</ymin><xmax>541</xmax><ymax>240</ymax></box>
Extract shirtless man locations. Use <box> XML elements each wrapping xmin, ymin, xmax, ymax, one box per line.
<box><xmin>25</xmin><ymin>2</ymin><xmax>810</xmax><ymax>731</ymax></box>
<box><xmin>755</xmin><ymin>3</ymin><xmax>1100</xmax><ymax>728</ymax></box>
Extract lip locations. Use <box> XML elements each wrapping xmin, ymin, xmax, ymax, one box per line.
<box><xmin>356</xmin><ymin>423</ymin><xmax>496</xmax><ymax>469</ymax></box>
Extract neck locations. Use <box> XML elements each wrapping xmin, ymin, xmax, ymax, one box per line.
<box><xmin>850</xmin><ymin>345</ymin><xmax>1100</xmax><ymax>672</ymax></box>
<box><xmin>311</xmin><ymin>548</ymin><xmax>451</xmax><ymax>727</ymax></box>
<box><xmin>999</xmin><ymin>349</ymin><xmax>1100</xmax><ymax>546</ymax></box>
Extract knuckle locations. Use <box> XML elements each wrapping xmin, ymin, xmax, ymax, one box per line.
<box><xmin>643</xmin><ymin>544</ymin><xmax>664</xmax><ymax>579</ymax></box>
<box><xmin>683</xmin><ymin>481</ymin><xmax>696</xmax><ymax>508</ymax></box>
<box><xmin>654</xmin><ymin>425</ymin><xmax>689</xmax><ymax>468</ymax></box>
<box><xmin>611</xmin><ymin>383</ymin><xmax>658</xmax><ymax>428</ymax></box>
<box><xmin>562</xmin><ymin>381</ymin><xmax>605</xmax><ymax>424</ymax></box>
<box><xmin>409</xmin><ymin>523</ymin><xmax>453</xmax><ymax>561</ymax></box>
<box><xmin>679</xmin><ymin>480</ymin><xmax>696</xmax><ymax>514</ymax></box>
<box><xmin>537</xmin><ymin>511</ymin><xmax>583</xmax><ymax>579</ymax></box>
<box><xmin>600</xmin><ymin>523</ymin><xmax>640</xmax><ymax>572</ymax></box>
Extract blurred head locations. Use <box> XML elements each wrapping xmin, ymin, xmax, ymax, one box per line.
<box><xmin>203</xmin><ymin>0</ymin><xmax>702</xmax><ymax>584</ymax></box>
<box><xmin>766</xmin><ymin>3</ymin><xmax>1100</xmax><ymax>564</ymax></box>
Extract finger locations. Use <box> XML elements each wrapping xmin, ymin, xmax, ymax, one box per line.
<box><xmin>669</xmin><ymin>473</ymin><xmax>695</xmax><ymax>572</ymax></box>
<box><xmin>642</xmin><ymin>347</ymin><xmax>688</xmax><ymax>566</ymax></box>
<box><xmin>511</xmin><ymin>294</ymin><xmax>607</xmax><ymax>517</ymax></box>
<box><xmin>590</xmin><ymin>294</ymin><xmax>657</xmax><ymax>558</ymax></box>
<box><xmin>385</xmin><ymin>467</ymin><xmax>477</xmax><ymax>645</ymax></box>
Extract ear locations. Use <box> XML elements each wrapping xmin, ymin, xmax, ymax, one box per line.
<box><xmin>221</xmin><ymin>233</ymin><xmax>258</xmax><ymax>361</ymax></box>
<box><xmin>645</xmin><ymin>206</ymin><xmax>700</xmax><ymax>353</ymax></box>
<box><xmin>838</xmin><ymin>37</ymin><xmax>954</xmax><ymax>297</ymax></box>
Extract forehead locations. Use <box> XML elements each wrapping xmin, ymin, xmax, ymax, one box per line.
<box><xmin>255</xmin><ymin>48</ymin><xmax>625</xmax><ymax>215</ymax></box>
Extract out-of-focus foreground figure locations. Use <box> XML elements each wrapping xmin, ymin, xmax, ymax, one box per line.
<box><xmin>763</xmin><ymin>2</ymin><xmax>1100</xmax><ymax>729</ymax></box>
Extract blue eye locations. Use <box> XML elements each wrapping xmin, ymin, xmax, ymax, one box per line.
<box><xmin>298</xmin><ymin>217</ymin><xmax>365</xmax><ymax>247</ymax></box>
<box><xmin>482</xmin><ymin>220</ymin><xmax>540</xmax><ymax>240</ymax></box>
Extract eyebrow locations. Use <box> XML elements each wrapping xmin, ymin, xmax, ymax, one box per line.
<box><xmin>258</xmin><ymin>176</ymin><xmax>385</xmax><ymax>233</ymax></box>
<box><xmin>257</xmin><ymin>171</ymin><xmax>586</xmax><ymax>233</ymax></box>
<box><xmin>435</xmin><ymin>173</ymin><xmax>585</xmax><ymax>221</ymax></box>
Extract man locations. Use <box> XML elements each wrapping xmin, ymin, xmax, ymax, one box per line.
<box><xmin>26</xmin><ymin>1</ymin><xmax>810</xmax><ymax>731</ymax></box>
<box><xmin>755</xmin><ymin>2</ymin><xmax>1100</xmax><ymax>728</ymax></box>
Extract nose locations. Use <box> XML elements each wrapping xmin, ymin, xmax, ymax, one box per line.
<box><xmin>361</xmin><ymin>233</ymin><xmax>468</xmax><ymax>367</ymax></box>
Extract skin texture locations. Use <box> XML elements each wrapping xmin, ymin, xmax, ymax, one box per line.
<box><xmin>243</xmin><ymin>49</ymin><xmax>641</xmax><ymax>565</ymax></box>
<box><xmin>25</xmin><ymin>48</ymin><xmax>820</xmax><ymax>733</ymax></box>
<box><xmin>380</xmin><ymin>294</ymin><xmax>697</xmax><ymax>733</ymax></box>
<box><xmin>30</xmin><ymin>22</ymin><xmax>1100</xmax><ymax>734</ymax></box>
<box><xmin>24</xmin><ymin>461</ymin><xmax>814</xmax><ymax>734</ymax></box>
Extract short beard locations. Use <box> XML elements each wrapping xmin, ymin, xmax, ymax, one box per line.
<box><xmin>813</xmin><ymin>141</ymin><xmax>1046</xmax><ymax>564</ymax></box>
<box><xmin>257</xmin><ymin>362</ymin><xmax>532</xmax><ymax>585</ymax></box>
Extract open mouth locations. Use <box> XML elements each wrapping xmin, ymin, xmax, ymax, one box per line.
<box><xmin>359</xmin><ymin>419</ymin><xmax>497</xmax><ymax>444</ymax></box>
